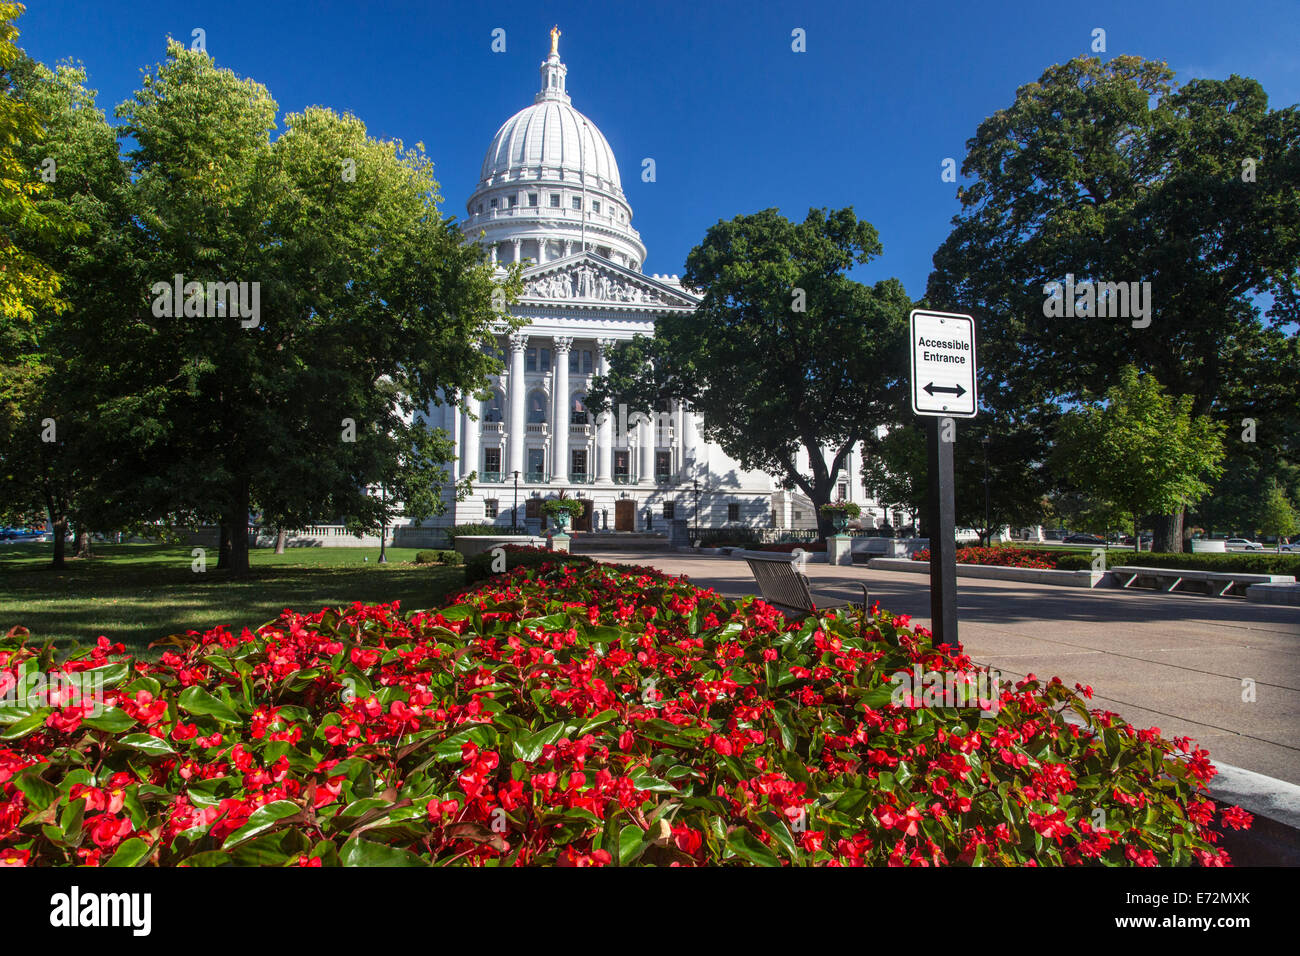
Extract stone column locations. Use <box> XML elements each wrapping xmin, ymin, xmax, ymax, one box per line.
<box><xmin>638</xmin><ymin>410</ymin><xmax>654</xmax><ymax>485</ymax></box>
<box><xmin>595</xmin><ymin>338</ymin><xmax>616</xmax><ymax>483</ymax></box>
<box><xmin>512</xmin><ymin>238</ymin><xmax>522</xmax><ymax>264</ymax></box>
<box><xmin>461</xmin><ymin>394</ymin><xmax>481</xmax><ymax>481</ymax></box>
<box><xmin>489</xmin><ymin>244</ymin><xmax>498</xmax><ymax>267</ymax></box>
<box><xmin>508</xmin><ymin>332</ymin><xmax>528</xmax><ymax>478</ymax></box>
<box><xmin>674</xmin><ymin>400</ymin><xmax>685</xmax><ymax>478</ymax></box>
<box><xmin>682</xmin><ymin>403</ymin><xmax>699</xmax><ymax>472</ymax></box>
<box><xmin>564</xmin><ymin>240</ymin><xmax>573</xmax><ymax>258</ymax></box>
<box><xmin>451</xmin><ymin>390</ymin><xmax>462</xmax><ymax>481</ymax></box>
<box><xmin>551</xmin><ymin>336</ymin><xmax>572</xmax><ymax>484</ymax></box>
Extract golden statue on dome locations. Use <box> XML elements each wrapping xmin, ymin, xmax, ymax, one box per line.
<box><xmin>550</xmin><ymin>25</ymin><xmax>561</xmax><ymax>56</ymax></box>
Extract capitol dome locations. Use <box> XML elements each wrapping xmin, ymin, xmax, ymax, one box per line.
<box><xmin>464</xmin><ymin>29</ymin><xmax>647</xmax><ymax>272</ymax></box>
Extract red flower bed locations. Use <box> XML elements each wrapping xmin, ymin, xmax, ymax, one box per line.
<box><xmin>0</xmin><ymin>560</ymin><xmax>1246</xmax><ymax>866</ymax></box>
<box><xmin>912</xmin><ymin>546</ymin><xmax>1063</xmax><ymax>570</ymax></box>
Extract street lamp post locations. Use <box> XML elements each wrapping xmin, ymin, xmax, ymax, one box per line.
<box><xmin>982</xmin><ymin>435</ymin><xmax>991</xmax><ymax>546</ymax></box>
<box><xmin>693</xmin><ymin>478</ymin><xmax>700</xmax><ymax>539</ymax></box>
<box><xmin>512</xmin><ymin>470</ymin><xmax>520</xmax><ymax>532</ymax></box>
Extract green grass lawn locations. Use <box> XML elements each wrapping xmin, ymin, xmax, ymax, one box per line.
<box><xmin>0</xmin><ymin>542</ymin><xmax>466</xmax><ymax>656</ymax></box>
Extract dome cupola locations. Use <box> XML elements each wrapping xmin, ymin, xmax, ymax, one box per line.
<box><xmin>464</xmin><ymin>28</ymin><xmax>647</xmax><ymax>272</ymax></box>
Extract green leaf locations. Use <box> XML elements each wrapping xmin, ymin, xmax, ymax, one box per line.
<box><xmin>340</xmin><ymin>837</ymin><xmax>426</xmax><ymax>867</ymax></box>
<box><xmin>618</xmin><ymin>824</ymin><xmax>648</xmax><ymax>865</ymax></box>
<box><xmin>726</xmin><ymin>826</ymin><xmax>781</xmax><ymax>867</ymax></box>
<box><xmin>0</xmin><ymin>708</ymin><xmax>51</xmax><ymax>739</ymax></box>
<box><xmin>105</xmin><ymin>837</ymin><xmax>152</xmax><ymax>867</ymax></box>
<box><xmin>178</xmin><ymin>686</ymin><xmax>241</xmax><ymax>724</ymax></box>
<box><xmin>117</xmin><ymin>734</ymin><xmax>177</xmax><ymax>757</ymax></box>
<box><xmin>222</xmin><ymin>800</ymin><xmax>303</xmax><ymax>849</ymax></box>
<box><xmin>81</xmin><ymin>706</ymin><xmax>137</xmax><ymax>733</ymax></box>
<box><xmin>14</xmin><ymin>769</ymin><xmax>59</xmax><ymax>810</ymax></box>
<box><xmin>512</xmin><ymin>721</ymin><xmax>566</xmax><ymax>762</ymax></box>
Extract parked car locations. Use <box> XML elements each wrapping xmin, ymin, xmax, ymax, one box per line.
<box><xmin>1224</xmin><ymin>537</ymin><xmax>1263</xmax><ymax>551</ymax></box>
<box><xmin>1062</xmin><ymin>533</ymin><xmax>1106</xmax><ymax>544</ymax></box>
<box><xmin>1279</xmin><ymin>538</ymin><xmax>1300</xmax><ymax>553</ymax></box>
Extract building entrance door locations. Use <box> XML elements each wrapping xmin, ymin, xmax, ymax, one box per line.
<box><xmin>615</xmin><ymin>499</ymin><xmax>635</xmax><ymax>531</ymax></box>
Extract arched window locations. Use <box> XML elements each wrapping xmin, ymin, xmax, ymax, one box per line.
<box><xmin>571</xmin><ymin>393</ymin><xmax>588</xmax><ymax>425</ymax></box>
<box><xmin>527</xmin><ymin>390</ymin><xmax>548</xmax><ymax>424</ymax></box>
<box><xmin>484</xmin><ymin>390</ymin><xmax>504</xmax><ymax>423</ymax></box>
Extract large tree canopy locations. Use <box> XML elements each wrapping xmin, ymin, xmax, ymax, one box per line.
<box><xmin>589</xmin><ymin>207</ymin><xmax>912</xmax><ymax>535</ymax></box>
<box><xmin>926</xmin><ymin>55</ymin><xmax>1300</xmax><ymax>550</ymax></box>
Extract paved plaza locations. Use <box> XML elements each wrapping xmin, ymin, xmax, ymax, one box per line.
<box><xmin>596</xmin><ymin>552</ymin><xmax>1300</xmax><ymax>784</ymax></box>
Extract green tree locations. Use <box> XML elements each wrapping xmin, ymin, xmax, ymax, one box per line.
<box><xmin>1257</xmin><ymin>479</ymin><xmax>1298</xmax><ymax>546</ymax></box>
<box><xmin>0</xmin><ymin>3</ymin><xmax>72</xmax><ymax>326</ymax></box>
<box><xmin>105</xmin><ymin>42</ymin><xmax>514</xmax><ymax>575</ymax></box>
<box><xmin>927</xmin><ymin>55</ymin><xmax>1300</xmax><ymax>552</ymax></box>
<box><xmin>0</xmin><ymin>54</ymin><xmax>131</xmax><ymax>567</ymax></box>
<box><xmin>1054</xmin><ymin>367</ymin><xmax>1226</xmax><ymax>553</ymax></box>
<box><xmin>589</xmin><ymin>207</ymin><xmax>912</xmax><ymax>536</ymax></box>
<box><xmin>860</xmin><ymin>423</ymin><xmax>926</xmax><ymax>531</ymax></box>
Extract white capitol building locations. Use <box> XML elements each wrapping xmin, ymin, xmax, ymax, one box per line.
<box><xmin>416</xmin><ymin>30</ymin><xmax>887</xmax><ymax>536</ymax></box>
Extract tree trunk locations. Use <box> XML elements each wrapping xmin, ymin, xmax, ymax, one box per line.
<box><xmin>74</xmin><ymin>527</ymin><xmax>91</xmax><ymax>559</ymax></box>
<box><xmin>274</xmin><ymin>528</ymin><xmax>287</xmax><ymax>554</ymax></box>
<box><xmin>50</xmin><ymin>516</ymin><xmax>68</xmax><ymax>568</ymax></box>
<box><xmin>226</xmin><ymin>484</ymin><xmax>251</xmax><ymax>576</ymax></box>
<box><xmin>217</xmin><ymin>521</ymin><xmax>232</xmax><ymax>569</ymax></box>
<box><xmin>1153</xmin><ymin>509</ymin><xmax>1185</xmax><ymax>554</ymax></box>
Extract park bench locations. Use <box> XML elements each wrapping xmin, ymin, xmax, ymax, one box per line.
<box><xmin>738</xmin><ymin>550</ymin><xmax>872</xmax><ymax>631</ymax></box>
<box><xmin>1110</xmin><ymin>565</ymin><xmax>1296</xmax><ymax>598</ymax></box>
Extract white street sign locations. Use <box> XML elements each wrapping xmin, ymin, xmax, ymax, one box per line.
<box><xmin>910</xmin><ymin>309</ymin><xmax>977</xmax><ymax>418</ymax></box>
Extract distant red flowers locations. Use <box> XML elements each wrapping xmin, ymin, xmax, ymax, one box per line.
<box><xmin>912</xmin><ymin>546</ymin><xmax>1062</xmax><ymax>570</ymax></box>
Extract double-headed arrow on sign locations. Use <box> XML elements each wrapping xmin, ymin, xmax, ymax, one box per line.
<box><xmin>923</xmin><ymin>382</ymin><xmax>967</xmax><ymax>397</ymax></box>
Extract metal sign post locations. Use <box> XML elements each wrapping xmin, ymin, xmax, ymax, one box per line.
<box><xmin>909</xmin><ymin>309</ymin><xmax>978</xmax><ymax>650</ymax></box>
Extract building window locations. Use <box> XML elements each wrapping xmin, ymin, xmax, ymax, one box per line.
<box><xmin>655</xmin><ymin>451</ymin><xmax>671</xmax><ymax>480</ymax></box>
<box><xmin>582</xmin><ymin>350</ymin><xmax>593</xmax><ymax>374</ymax></box>
<box><xmin>476</xmin><ymin>204</ymin><xmax>483</xmax><ymax>215</ymax></box>
<box><xmin>663</xmin><ymin>502</ymin><xmax>675</xmax><ymax>520</ymax></box>
<box><xmin>793</xmin><ymin>510</ymin><xmax>802</xmax><ymax>522</ymax></box>
<box><xmin>550</xmin><ymin>193</ymin><xmax>561</xmax><ymax>207</ymax></box>
<box><xmin>528</xmin><ymin>193</ymin><xmax>538</xmax><ymax>207</ymax></box>
<box><xmin>484</xmin><ymin>499</ymin><xmax>498</xmax><ymax>519</ymax></box>
<box><xmin>484</xmin><ymin>391</ymin><xmax>503</xmax><ymax>423</ymax></box>
<box><xmin>838</xmin><ymin>482</ymin><xmax>848</xmax><ymax>501</ymax></box>
<box><xmin>483</xmin><ymin>447</ymin><xmax>501</xmax><ymax>477</ymax></box>
<box><xmin>571</xmin><ymin>449</ymin><xmax>588</xmax><ymax>480</ymax></box>
<box><xmin>592</xmin><ymin>200</ymin><xmax>601</xmax><ymax>213</ymax></box>
<box><xmin>527</xmin><ymin>391</ymin><xmax>548</xmax><ymax>424</ymax></box>
<box><xmin>728</xmin><ymin>503</ymin><xmax>740</xmax><ymax>522</ymax></box>
<box><xmin>525</xmin><ymin>347</ymin><xmax>550</xmax><ymax>372</ymax></box>
<box><xmin>571</xmin><ymin>394</ymin><xmax>588</xmax><ymax>424</ymax></box>
<box><xmin>572</xmin><ymin>196</ymin><xmax>581</xmax><ymax>210</ymax></box>
<box><xmin>614</xmin><ymin>450</ymin><xmax>630</xmax><ymax>478</ymax></box>
<box><xmin>526</xmin><ymin>448</ymin><xmax>546</xmax><ymax>480</ymax></box>
<box><xmin>505</xmin><ymin>196</ymin><xmax>514</xmax><ymax>208</ymax></box>
<box><xmin>489</xmin><ymin>198</ymin><xmax>498</xmax><ymax>209</ymax></box>
<box><xmin>568</xmin><ymin>349</ymin><xmax>595</xmax><ymax>375</ymax></box>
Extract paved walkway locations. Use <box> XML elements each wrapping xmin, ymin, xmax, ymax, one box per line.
<box><xmin>594</xmin><ymin>551</ymin><xmax>1300</xmax><ymax>784</ymax></box>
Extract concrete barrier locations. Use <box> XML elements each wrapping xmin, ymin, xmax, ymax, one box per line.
<box><xmin>869</xmin><ymin>557</ymin><xmax>1108</xmax><ymax>588</ymax></box>
<box><xmin>452</xmin><ymin>535</ymin><xmax>547</xmax><ymax>558</ymax></box>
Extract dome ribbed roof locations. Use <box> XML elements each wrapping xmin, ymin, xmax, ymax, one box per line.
<box><xmin>478</xmin><ymin>101</ymin><xmax>621</xmax><ymax>191</ymax></box>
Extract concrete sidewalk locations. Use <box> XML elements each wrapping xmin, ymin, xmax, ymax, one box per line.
<box><xmin>599</xmin><ymin>551</ymin><xmax>1300</xmax><ymax>785</ymax></box>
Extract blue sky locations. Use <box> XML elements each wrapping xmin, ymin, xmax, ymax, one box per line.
<box><xmin>19</xmin><ymin>0</ymin><xmax>1300</xmax><ymax>297</ymax></box>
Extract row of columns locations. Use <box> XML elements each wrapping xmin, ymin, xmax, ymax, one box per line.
<box><xmin>456</xmin><ymin>333</ymin><xmax>699</xmax><ymax>484</ymax></box>
<box><xmin>488</xmin><ymin>238</ymin><xmax>584</xmax><ymax>268</ymax></box>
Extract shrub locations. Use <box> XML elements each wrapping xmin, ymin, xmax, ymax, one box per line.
<box><xmin>462</xmin><ymin>544</ymin><xmax>593</xmax><ymax>584</ymax></box>
<box><xmin>447</xmin><ymin>523</ymin><xmax>505</xmax><ymax>540</ymax></box>
<box><xmin>1087</xmin><ymin>551</ymin><xmax>1300</xmax><ymax>575</ymax></box>
<box><xmin>756</xmin><ymin>541</ymin><xmax>828</xmax><ymax>553</ymax></box>
<box><xmin>0</xmin><ymin>561</ymin><xmax>1249</xmax><ymax>866</ymax></box>
<box><xmin>819</xmin><ymin>502</ymin><xmax>861</xmax><ymax>517</ymax></box>
<box><xmin>414</xmin><ymin>550</ymin><xmax>463</xmax><ymax>566</ymax></box>
<box><xmin>540</xmin><ymin>499</ymin><xmax>586</xmax><ymax>519</ymax></box>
